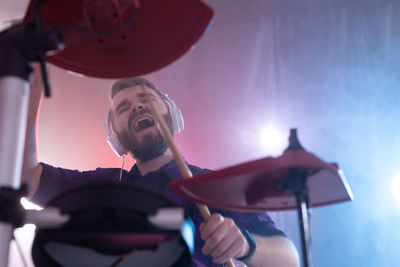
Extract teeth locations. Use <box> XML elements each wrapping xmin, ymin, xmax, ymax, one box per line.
<box><xmin>135</xmin><ymin>118</ymin><xmax>147</xmax><ymax>127</ymax></box>
<box><xmin>134</xmin><ymin>117</ymin><xmax>154</xmax><ymax>131</ymax></box>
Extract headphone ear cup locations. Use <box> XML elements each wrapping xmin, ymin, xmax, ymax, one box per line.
<box><xmin>162</xmin><ymin>95</ymin><xmax>184</xmax><ymax>133</ymax></box>
<box><xmin>171</xmin><ymin>107</ymin><xmax>184</xmax><ymax>133</ymax></box>
<box><xmin>105</xmin><ymin>111</ymin><xmax>127</xmax><ymax>157</ymax></box>
<box><xmin>107</xmin><ymin>132</ymin><xmax>127</xmax><ymax>157</ymax></box>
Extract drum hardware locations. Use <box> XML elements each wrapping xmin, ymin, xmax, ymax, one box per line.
<box><xmin>1</xmin><ymin>0</ymin><xmax>214</xmax><ymax>265</ymax></box>
<box><xmin>0</xmin><ymin>185</ymin><xmax>70</xmax><ymax>265</ymax></box>
<box><xmin>0</xmin><ymin>184</ymin><xmax>69</xmax><ymax>229</ymax></box>
<box><xmin>171</xmin><ymin>129</ymin><xmax>354</xmax><ymax>267</ymax></box>
<box><xmin>23</xmin><ymin>0</ymin><xmax>214</xmax><ymax>78</ymax></box>
<box><xmin>30</xmin><ymin>183</ymin><xmax>194</xmax><ymax>267</ymax></box>
<box><xmin>0</xmin><ymin>183</ymin><xmax>193</xmax><ymax>267</ymax></box>
<box><xmin>0</xmin><ymin>185</ymin><xmax>29</xmax><ymax>229</ymax></box>
<box><xmin>0</xmin><ymin>183</ymin><xmax>194</xmax><ymax>266</ymax></box>
<box><xmin>0</xmin><ymin>0</ymin><xmax>64</xmax><ymax>263</ymax></box>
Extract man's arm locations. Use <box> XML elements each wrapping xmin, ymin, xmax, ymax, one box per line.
<box><xmin>200</xmin><ymin>213</ymin><xmax>299</xmax><ymax>267</ymax></box>
<box><xmin>21</xmin><ymin>66</ymin><xmax>43</xmax><ymax>199</ymax></box>
<box><xmin>245</xmin><ymin>234</ymin><xmax>299</xmax><ymax>267</ymax></box>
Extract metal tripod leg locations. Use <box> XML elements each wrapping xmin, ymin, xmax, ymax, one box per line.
<box><xmin>0</xmin><ymin>77</ymin><xmax>30</xmax><ymax>266</ymax></box>
<box><xmin>296</xmin><ymin>189</ymin><xmax>312</xmax><ymax>267</ymax></box>
<box><xmin>285</xmin><ymin>167</ymin><xmax>313</xmax><ymax>267</ymax></box>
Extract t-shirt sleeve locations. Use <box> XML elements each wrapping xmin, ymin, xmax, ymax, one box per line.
<box><xmin>31</xmin><ymin>163</ymin><xmax>124</xmax><ymax>206</ymax></box>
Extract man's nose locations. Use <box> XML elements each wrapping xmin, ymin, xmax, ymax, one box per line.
<box><xmin>131</xmin><ymin>103</ymin><xmax>144</xmax><ymax>113</ymax></box>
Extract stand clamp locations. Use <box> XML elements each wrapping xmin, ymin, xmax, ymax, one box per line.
<box><xmin>0</xmin><ymin>185</ymin><xmax>28</xmax><ymax>228</ymax></box>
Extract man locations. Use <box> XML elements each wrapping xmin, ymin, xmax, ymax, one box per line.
<box><xmin>22</xmin><ymin>70</ymin><xmax>300</xmax><ymax>267</ymax></box>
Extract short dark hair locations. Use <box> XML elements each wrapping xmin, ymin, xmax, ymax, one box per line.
<box><xmin>110</xmin><ymin>77</ymin><xmax>160</xmax><ymax>100</ymax></box>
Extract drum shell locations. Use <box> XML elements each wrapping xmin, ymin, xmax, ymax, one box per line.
<box><xmin>31</xmin><ymin>183</ymin><xmax>193</xmax><ymax>267</ymax></box>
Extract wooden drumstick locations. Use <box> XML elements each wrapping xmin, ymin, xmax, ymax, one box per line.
<box><xmin>141</xmin><ymin>84</ymin><xmax>235</xmax><ymax>267</ymax></box>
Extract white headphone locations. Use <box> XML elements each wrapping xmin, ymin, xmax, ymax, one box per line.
<box><xmin>104</xmin><ymin>89</ymin><xmax>184</xmax><ymax>157</ymax></box>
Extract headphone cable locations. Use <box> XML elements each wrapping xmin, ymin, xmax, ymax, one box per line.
<box><xmin>119</xmin><ymin>155</ymin><xmax>125</xmax><ymax>182</ymax></box>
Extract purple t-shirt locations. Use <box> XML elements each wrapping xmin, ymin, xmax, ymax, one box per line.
<box><xmin>33</xmin><ymin>161</ymin><xmax>285</xmax><ymax>266</ymax></box>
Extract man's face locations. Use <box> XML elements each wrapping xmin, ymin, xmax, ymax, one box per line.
<box><xmin>110</xmin><ymin>85</ymin><xmax>173</xmax><ymax>162</ymax></box>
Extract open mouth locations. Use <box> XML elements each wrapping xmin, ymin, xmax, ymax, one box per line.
<box><xmin>134</xmin><ymin>117</ymin><xmax>155</xmax><ymax>132</ymax></box>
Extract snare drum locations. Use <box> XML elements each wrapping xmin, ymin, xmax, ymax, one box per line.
<box><xmin>31</xmin><ymin>183</ymin><xmax>194</xmax><ymax>267</ymax></box>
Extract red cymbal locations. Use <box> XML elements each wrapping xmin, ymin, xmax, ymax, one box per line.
<box><xmin>170</xmin><ymin>150</ymin><xmax>354</xmax><ymax>212</ymax></box>
<box><xmin>24</xmin><ymin>0</ymin><xmax>214</xmax><ymax>78</ymax></box>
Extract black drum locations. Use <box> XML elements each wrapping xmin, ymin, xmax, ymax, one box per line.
<box><xmin>31</xmin><ymin>183</ymin><xmax>194</xmax><ymax>267</ymax></box>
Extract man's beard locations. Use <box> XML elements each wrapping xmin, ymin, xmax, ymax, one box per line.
<box><xmin>118</xmin><ymin>113</ymin><xmax>174</xmax><ymax>162</ymax></box>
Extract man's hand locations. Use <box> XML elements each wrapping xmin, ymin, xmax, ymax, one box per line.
<box><xmin>200</xmin><ymin>213</ymin><xmax>250</xmax><ymax>264</ymax></box>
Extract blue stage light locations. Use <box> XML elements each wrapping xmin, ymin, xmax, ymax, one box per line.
<box><xmin>392</xmin><ymin>171</ymin><xmax>400</xmax><ymax>207</ymax></box>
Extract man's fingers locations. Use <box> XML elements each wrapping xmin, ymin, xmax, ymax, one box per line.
<box><xmin>213</xmin><ymin>234</ymin><xmax>247</xmax><ymax>264</ymax></box>
<box><xmin>202</xmin><ymin>218</ymin><xmax>231</xmax><ymax>255</ymax></box>
<box><xmin>210</xmin><ymin>227</ymin><xmax>240</xmax><ymax>259</ymax></box>
<box><xmin>200</xmin><ymin>213</ymin><xmax>224</xmax><ymax>239</ymax></box>
<box><xmin>200</xmin><ymin>213</ymin><xmax>251</xmax><ymax>264</ymax></box>
<box><xmin>199</xmin><ymin>222</ymin><xmax>205</xmax><ymax>232</ymax></box>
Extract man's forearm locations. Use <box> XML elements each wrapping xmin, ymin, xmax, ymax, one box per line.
<box><xmin>22</xmin><ymin>66</ymin><xmax>43</xmax><ymax>199</ymax></box>
<box><xmin>244</xmin><ymin>235</ymin><xmax>300</xmax><ymax>267</ymax></box>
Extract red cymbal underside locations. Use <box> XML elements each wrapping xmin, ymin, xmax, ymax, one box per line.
<box><xmin>24</xmin><ymin>0</ymin><xmax>214</xmax><ymax>78</ymax></box>
<box><xmin>170</xmin><ymin>150</ymin><xmax>354</xmax><ymax>212</ymax></box>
